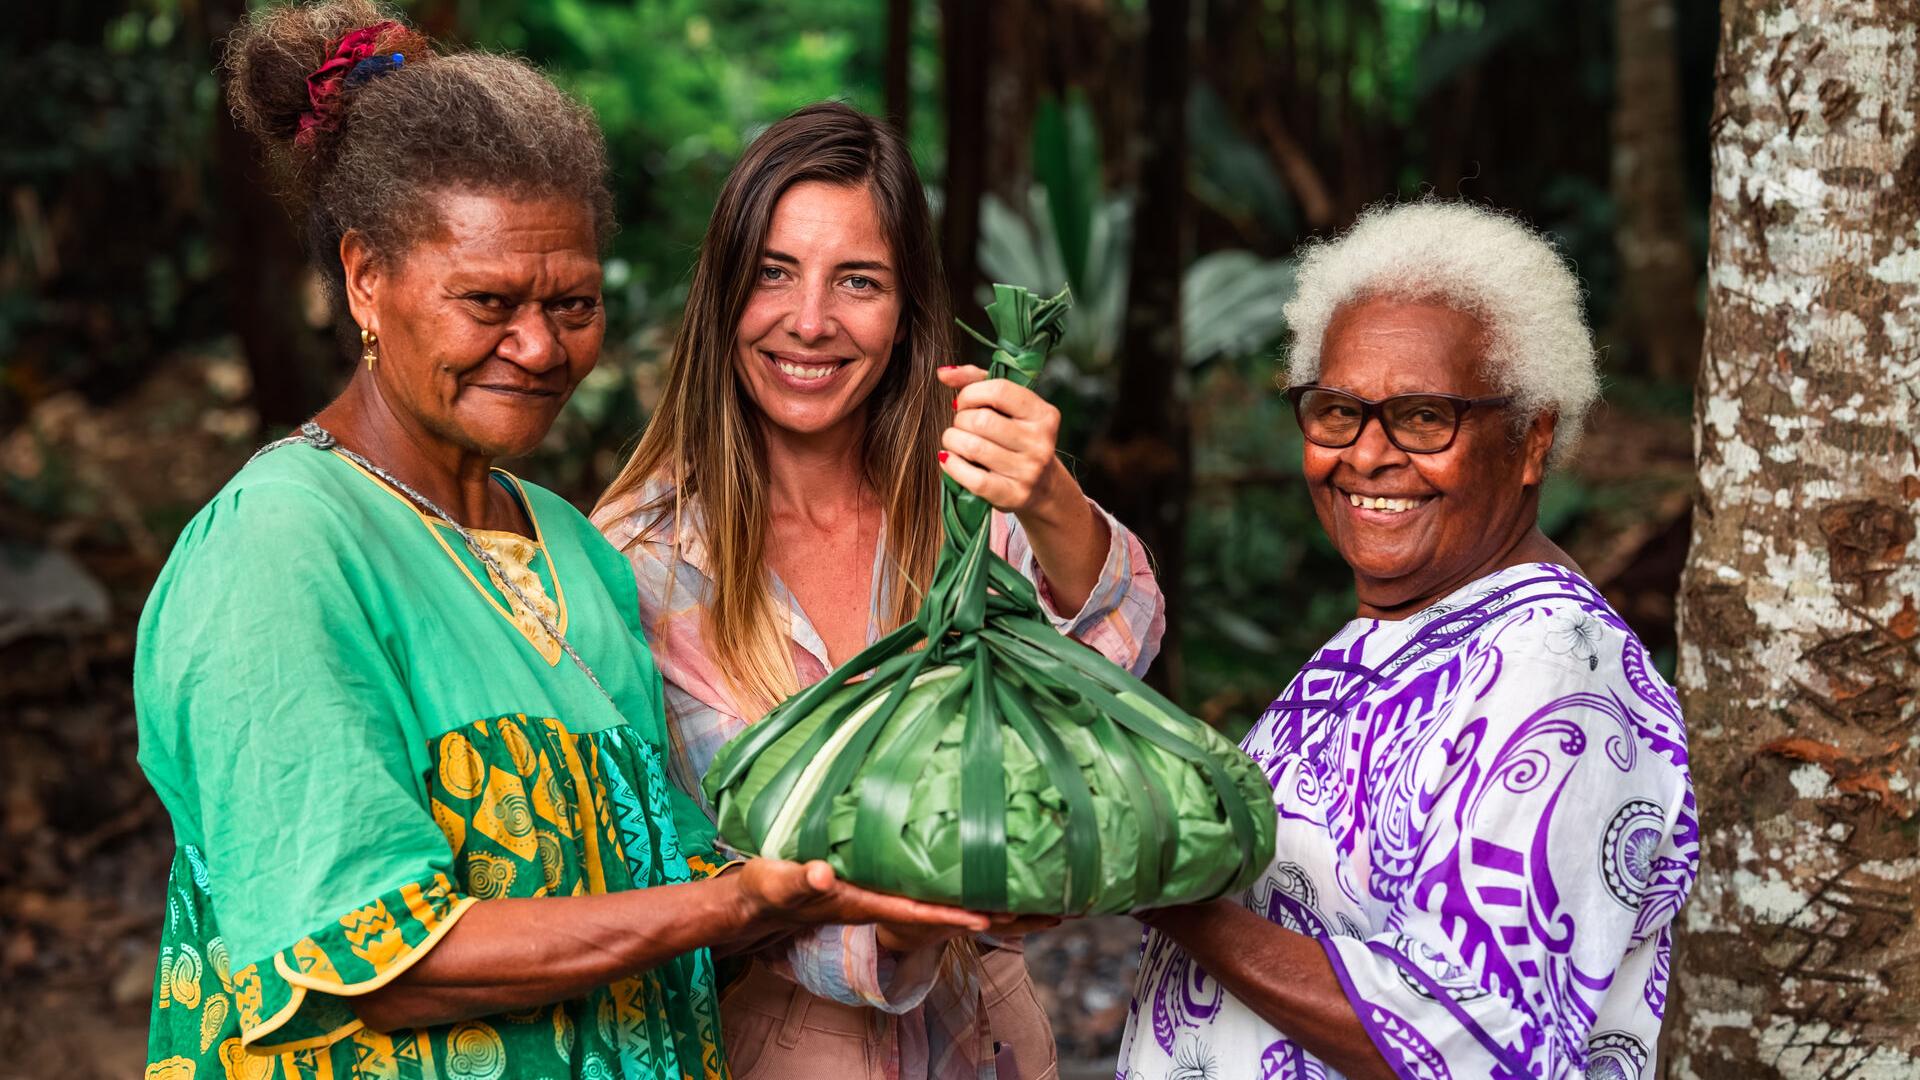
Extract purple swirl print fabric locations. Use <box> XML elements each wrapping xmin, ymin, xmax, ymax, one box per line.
<box><xmin>1116</xmin><ymin>564</ymin><xmax>1698</xmax><ymax>1080</ymax></box>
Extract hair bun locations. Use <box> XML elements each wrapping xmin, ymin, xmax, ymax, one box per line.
<box><xmin>224</xmin><ymin>0</ymin><xmax>429</xmax><ymax>167</ymax></box>
<box><xmin>217</xmin><ymin>0</ymin><xmax>612</xmax><ymax>311</ymax></box>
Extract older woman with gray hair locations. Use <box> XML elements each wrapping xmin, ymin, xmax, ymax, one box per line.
<box><xmin>1116</xmin><ymin>201</ymin><xmax>1698</xmax><ymax>1080</ymax></box>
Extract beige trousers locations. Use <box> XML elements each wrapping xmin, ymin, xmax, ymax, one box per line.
<box><xmin>718</xmin><ymin>946</ymin><xmax>1058</xmax><ymax>1080</ymax></box>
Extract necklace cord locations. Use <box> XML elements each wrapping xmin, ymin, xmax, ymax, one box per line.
<box><xmin>251</xmin><ymin>422</ymin><xmax>618</xmax><ymax>707</ymax></box>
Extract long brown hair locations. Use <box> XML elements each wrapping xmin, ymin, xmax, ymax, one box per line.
<box><xmin>595</xmin><ymin>102</ymin><xmax>951</xmax><ymax>715</ymax></box>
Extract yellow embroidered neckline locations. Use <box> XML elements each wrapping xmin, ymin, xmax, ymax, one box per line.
<box><xmin>332</xmin><ymin>453</ymin><xmax>570</xmax><ymax>665</ymax></box>
<box><xmin>466</xmin><ymin>528</ymin><xmax>563</xmax><ymax>664</ymax></box>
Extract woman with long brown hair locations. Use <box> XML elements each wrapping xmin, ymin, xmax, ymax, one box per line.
<box><xmin>593</xmin><ymin>102</ymin><xmax>1166</xmax><ymax>1079</ymax></box>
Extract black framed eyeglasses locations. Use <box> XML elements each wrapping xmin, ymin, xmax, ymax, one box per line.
<box><xmin>1283</xmin><ymin>385</ymin><xmax>1513</xmax><ymax>454</ymax></box>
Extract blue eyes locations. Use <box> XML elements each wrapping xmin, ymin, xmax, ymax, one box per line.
<box><xmin>756</xmin><ymin>266</ymin><xmax>881</xmax><ymax>291</ymax></box>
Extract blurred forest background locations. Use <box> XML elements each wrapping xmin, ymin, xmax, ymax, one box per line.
<box><xmin>0</xmin><ymin>0</ymin><xmax>1715</xmax><ymax>1074</ymax></box>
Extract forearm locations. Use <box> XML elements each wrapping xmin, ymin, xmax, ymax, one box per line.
<box><xmin>1015</xmin><ymin>461</ymin><xmax>1110</xmax><ymax>614</ymax></box>
<box><xmin>355</xmin><ymin>876</ymin><xmax>754</xmax><ymax>1031</ymax></box>
<box><xmin>1142</xmin><ymin>901</ymin><xmax>1394</xmax><ymax>1080</ymax></box>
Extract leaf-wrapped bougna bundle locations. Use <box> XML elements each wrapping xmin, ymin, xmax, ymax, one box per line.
<box><xmin>703</xmin><ymin>285</ymin><xmax>1275</xmax><ymax>914</ymax></box>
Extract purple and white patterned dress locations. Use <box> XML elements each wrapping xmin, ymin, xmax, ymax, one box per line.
<box><xmin>1116</xmin><ymin>563</ymin><xmax>1697</xmax><ymax>1080</ymax></box>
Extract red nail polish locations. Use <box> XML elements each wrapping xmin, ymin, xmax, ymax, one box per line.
<box><xmin>938</xmin><ymin>365</ymin><xmax>956</xmax><ymax>371</ymax></box>
<box><xmin>951</xmin><ymin>399</ymin><xmax>959</xmax><ymax>409</ymax></box>
<box><xmin>938</xmin><ymin>451</ymin><xmax>949</xmax><ymax>463</ymax></box>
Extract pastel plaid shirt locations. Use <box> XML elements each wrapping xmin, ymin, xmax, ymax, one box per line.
<box><xmin>595</xmin><ymin>477</ymin><xmax>1165</xmax><ymax>1079</ymax></box>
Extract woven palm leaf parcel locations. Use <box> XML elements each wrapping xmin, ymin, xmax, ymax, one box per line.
<box><xmin>703</xmin><ymin>284</ymin><xmax>1276</xmax><ymax>914</ymax></box>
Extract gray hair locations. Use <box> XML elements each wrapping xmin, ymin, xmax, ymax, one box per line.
<box><xmin>1282</xmin><ymin>200</ymin><xmax>1599</xmax><ymax>468</ymax></box>
<box><xmin>225</xmin><ymin>1</ymin><xmax>614</xmax><ymax>305</ymax></box>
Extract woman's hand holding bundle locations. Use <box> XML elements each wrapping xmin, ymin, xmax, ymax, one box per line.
<box><xmin>728</xmin><ymin>857</ymin><xmax>990</xmax><ymax>935</ymax></box>
<box><xmin>703</xmin><ymin>286</ymin><xmax>1276</xmax><ymax>919</ymax></box>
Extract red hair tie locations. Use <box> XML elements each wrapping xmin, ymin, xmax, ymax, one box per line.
<box><xmin>295</xmin><ymin>21</ymin><xmax>402</xmax><ymax>148</ymax></box>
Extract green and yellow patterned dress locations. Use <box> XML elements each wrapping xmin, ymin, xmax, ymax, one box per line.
<box><xmin>134</xmin><ymin>443</ymin><xmax>728</xmax><ymax>1080</ymax></box>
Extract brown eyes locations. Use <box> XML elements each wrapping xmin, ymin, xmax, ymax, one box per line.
<box><xmin>461</xmin><ymin>294</ymin><xmax>598</xmax><ymax>320</ymax></box>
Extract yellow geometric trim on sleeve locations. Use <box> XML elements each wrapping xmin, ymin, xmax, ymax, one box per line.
<box><xmin>685</xmin><ymin>854</ymin><xmax>745</xmax><ymax>880</ymax></box>
<box><xmin>238</xmin><ymin>895</ymin><xmax>478</xmax><ymax>1054</ymax></box>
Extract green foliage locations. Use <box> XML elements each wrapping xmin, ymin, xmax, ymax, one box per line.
<box><xmin>1188</xmin><ymin>85</ymin><xmax>1296</xmax><ymax>243</ymax></box>
<box><xmin>456</xmin><ymin>0</ymin><xmax>944</xmax><ymax>343</ymax></box>
<box><xmin>0</xmin><ymin>4</ymin><xmax>220</xmax><ymax>416</ymax></box>
<box><xmin>1183</xmin><ymin>252</ymin><xmax>1298</xmax><ymax>366</ymax></box>
<box><xmin>977</xmin><ymin>95</ymin><xmax>1296</xmax><ymax>376</ymax></box>
<box><xmin>1030</xmin><ymin>93</ymin><xmax>1102</xmax><ymax>295</ymax></box>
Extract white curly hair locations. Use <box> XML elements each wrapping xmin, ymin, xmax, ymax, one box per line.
<box><xmin>1282</xmin><ymin>199</ymin><xmax>1599</xmax><ymax>469</ymax></box>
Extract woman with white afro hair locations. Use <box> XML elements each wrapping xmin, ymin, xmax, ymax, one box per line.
<box><xmin>1283</xmin><ymin>199</ymin><xmax>1601</xmax><ymax>468</ymax></box>
<box><xmin>1117</xmin><ymin>200</ymin><xmax>1696</xmax><ymax>1080</ymax></box>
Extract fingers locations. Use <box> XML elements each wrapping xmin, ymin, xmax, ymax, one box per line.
<box><xmin>836</xmin><ymin>885</ymin><xmax>992</xmax><ymax>931</ymax></box>
<box><xmin>739</xmin><ymin>857</ymin><xmax>832</xmax><ymax>913</ymax></box>
<box><xmin>940</xmin><ymin>373</ymin><xmax>1062</xmax><ymax>514</ymax></box>
<box><xmin>938</xmin><ymin>365</ymin><xmax>1062</xmax><ymax>431</ymax></box>
<box><xmin>938</xmin><ymin>444</ymin><xmax>1027</xmax><ymax>511</ymax></box>
<box><xmin>949</xmin><ymin>401</ymin><xmax>1038</xmax><ymax>451</ymax></box>
<box><xmin>953</xmin><ymin>376</ymin><xmax>1060</xmax><ymax>428</ymax></box>
<box><xmin>936</xmin><ymin>364</ymin><xmax>990</xmax><ymax>389</ymax></box>
<box><xmin>875</xmin><ymin>921</ymin><xmax>970</xmax><ymax>954</ymax></box>
<box><xmin>801</xmin><ymin>859</ymin><xmax>837</xmax><ymax>892</ymax></box>
<box><xmin>941</xmin><ymin>427</ymin><xmax>1040</xmax><ymax>485</ymax></box>
<box><xmin>987</xmin><ymin>914</ymin><xmax>1063</xmax><ymax>937</ymax></box>
<box><xmin>746</xmin><ymin>860</ymin><xmax>993</xmax><ymax>935</ymax></box>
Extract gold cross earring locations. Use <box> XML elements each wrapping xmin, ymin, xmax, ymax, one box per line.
<box><xmin>361</xmin><ymin>327</ymin><xmax>379</xmax><ymax>371</ymax></box>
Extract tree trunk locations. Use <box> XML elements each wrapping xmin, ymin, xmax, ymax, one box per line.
<box><xmin>1611</xmin><ymin>0</ymin><xmax>1703</xmax><ymax>383</ymax></box>
<box><xmin>199</xmin><ymin>0</ymin><xmax>337</xmax><ymax>429</ymax></box>
<box><xmin>940</xmin><ymin>0</ymin><xmax>991</xmax><ymax>324</ymax></box>
<box><xmin>1669</xmin><ymin>4</ymin><xmax>1920</xmax><ymax>1077</ymax></box>
<box><xmin>1089</xmin><ymin>0</ymin><xmax>1190</xmax><ymax>695</ymax></box>
<box><xmin>885</xmin><ymin>0</ymin><xmax>912</xmax><ymax>138</ymax></box>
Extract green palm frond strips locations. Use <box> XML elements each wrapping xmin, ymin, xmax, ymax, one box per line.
<box><xmin>702</xmin><ymin>284</ymin><xmax>1275</xmax><ymax>914</ymax></box>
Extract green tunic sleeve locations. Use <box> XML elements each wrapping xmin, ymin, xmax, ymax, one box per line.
<box><xmin>136</xmin><ymin>475</ymin><xmax>474</xmax><ymax>1053</ymax></box>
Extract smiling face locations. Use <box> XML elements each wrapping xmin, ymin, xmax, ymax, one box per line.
<box><xmin>345</xmin><ymin>189</ymin><xmax>604</xmax><ymax>460</ymax></box>
<box><xmin>1302</xmin><ymin>297</ymin><xmax>1553</xmax><ymax>616</ymax></box>
<box><xmin>733</xmin><ymin>181</ymin><xmax>905</xmax><ymax>439</ymax></box>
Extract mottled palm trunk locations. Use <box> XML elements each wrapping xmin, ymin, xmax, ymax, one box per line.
<box><xmin>1611</xmin><ymin>0</ymin><xmax>1702</xmax><ymax>383</ymax></box>
<box><xmin>1670</xmin><ymin>4</ymin><xmax>1919</xmax><ymax>1077</ymax></box>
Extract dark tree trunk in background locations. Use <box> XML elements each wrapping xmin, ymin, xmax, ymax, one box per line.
<box><xmin>940</xmin><ymin>0</ymin><xmax>991</xmax><ymax>323</ymax></box>
<box><xmin>985</xmin><ymin>0</ymin><xmax>1041</xmax><ymax>207</ymax></box>
<box><xmin>1089</xmin><ymin>0</ymin><xmax>1190</xmax><ymax>695</ymax></box>
<box><xmin>1611</xmin><ymin>0</ymin><xmax>1702</xmax><ymax>383</ymax></box>
<box><xmin>885</xmin><ymin>0</ymin><xmax>912</xmax><ymax>138</ymax></box>
<box><xmin>1669</xmin><ymin>2</ymin><xmax>1920</xmax><ymax>1075</ymax></box>
<box><xmin>985</xmin><ymin>0</ymin><xmax>1124</xmax><ymax>205</ymax></box>
<box><xmin>199</xmin><ymin>0</ymin><xmax>336</xmax><ymax>429</ymax></box>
